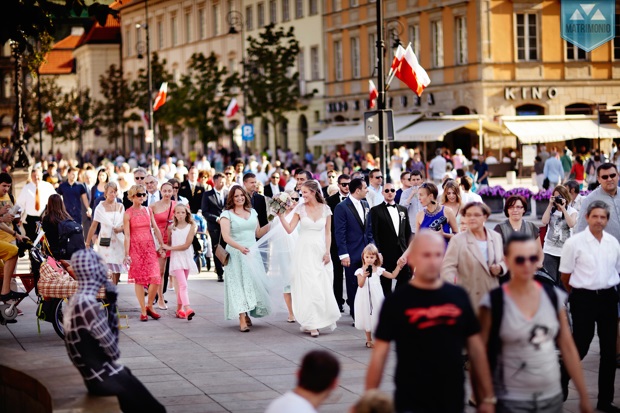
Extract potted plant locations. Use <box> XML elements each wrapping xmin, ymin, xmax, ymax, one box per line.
<box><xmin>503</xmin><ymin>187</ymin><xmax>534</xmax><ymax>214</ymax></box>
<box><xmin>533</xmin><ymin>189</ymin><xmax>552</xmax><ymax>218</ymax></box>
<box><xmin>477</xmin><ymin>185</ymin><xmax>506</xmax><ymax>213</ymax></box>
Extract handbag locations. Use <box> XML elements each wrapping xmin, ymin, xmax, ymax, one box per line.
<box><xmin>214</xmin><ymin>232</ymin><xmax>229</xmax><ymax>266</ymax></box>
<box><xmin>99</xmin><ymin>204</ymin><xmax>118</xmax><ymax>247</ymax></box>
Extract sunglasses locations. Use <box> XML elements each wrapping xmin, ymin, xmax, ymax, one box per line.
<box><xmin>328</xmin><ymin>175</ymin><xmax>336</xmax><ymax>179</ymax></box>
<box><xmin>272</xmin><ymin>176</ymin><xmax>280</xmax><ymax>179</ymax></box>
<box><xmin>135</xmin><ymin>176</ymin><xmax>145</xmax><ymax>180</ymax></box>
<box><xmin>225</xmin><ymin>172</ymin><xmax>233</xmax><ymax>175</ymax></box>
<box><xmin>173</xmin><ymin>186</ymin><xmax>179</xmax><ymax>189</ymax></box>
<box><xmin>374</xmin><ymin>176</ymin><xmax>383</xmax><ymax>179</ymax></box>
<box><xmin>339</xmin><ymin>182</ymin><xmax>350</xmax><ymax>187</ymax></box>
<box><xmin>600</xmin><ymin>173</ymin><xmax>617</xmax><ymax>180</ymax></box>
<box><xmin>136</xmin><ymin>193</ymin><xmax>147</xmax><ymax>197</ymax></box>
<box><xmin>291</xmin><ymin>197</ymin><xmax>300</xmax><ymax>201</ymax></box>
<box><xmin>514</xmin><ymin>255</ymin><xmax>539</xmax><ymax>265</ymax></box>
<box><xmin>384</xmin><ymin>188</ymin><xmax>396</xmax><ymax>193</ymax></box>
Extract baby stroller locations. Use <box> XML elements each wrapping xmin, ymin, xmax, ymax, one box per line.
<box><xmin>192</xmin><ymin>211</ymin><xmax>212</xmax><ymax>272</ymax></box>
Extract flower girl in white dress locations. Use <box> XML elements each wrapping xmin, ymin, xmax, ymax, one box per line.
<box><xmin>354</xmin><ymin>244</ymin><xmax>403</xmax><ymax>348</ymax></box>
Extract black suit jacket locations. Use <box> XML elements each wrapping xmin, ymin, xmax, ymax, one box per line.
<box><xmin>370</xmin><ymin>203</ymin><xmax>412</xmax><ymax>270</ymax></box>
<box><xmin>264</xmin><ymin>184</ymin><xmax>284</xmax><ymax>198</ymax></box>
<box><xmin>326</xmin><ymin>193</ymin><xmax>346</xmax><ymax>255</ymax></box>
<box><xmin>178</xmin><ymin>180</ymin><xmax>206</xmax><ymax>213</ymax></box>
<box><xmin>251</xmin><ymin>193</ymin><xmax>268</xmax><ymax>227</ymax></box>
<box><xmin>201</xmin><ymin>188</ymin><xmax>228</xmax><ymax>233</ymax></box>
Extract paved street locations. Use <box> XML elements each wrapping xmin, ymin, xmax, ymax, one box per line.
<box><xmin>1</xmin><ymin>250</ymin><xmax>619</xmax><ymax>412</ymax></box>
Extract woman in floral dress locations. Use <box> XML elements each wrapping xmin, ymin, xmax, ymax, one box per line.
<box><xmin>123</xmin><ymin>184</ymin><xmax>164</xmax><ymax>322</ymax></box>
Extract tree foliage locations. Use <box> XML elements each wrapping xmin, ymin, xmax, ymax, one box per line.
<box><xmin>170</xmin><ymin>52</ymin><xmax>239</xmax><ymax>146</ymax></box>
<box><xmin>95</xmin><ymin>64</ymin><xmax>131</xmax><ymax>150</ymax></box>
<box><xmin>243</xmin><ymin>23</ymin><xmax>313</xmax><ymax>147</ymax></box>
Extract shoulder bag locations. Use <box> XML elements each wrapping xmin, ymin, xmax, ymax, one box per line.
<box><xmin>214</xmin><ymin>212</ymin><xmax>230</xmax><ymax>266</ymax></box>
<box><xmin>99</xmin><ymin>204</ymin><xmax>117</xmax><ymax>247</ymax></box>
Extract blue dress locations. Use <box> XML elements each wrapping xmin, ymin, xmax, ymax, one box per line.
<box><xmin>220</xmin><ymin>209</ymin><xmax>271</xmax><ymax>320</ymax></box>
<box><xmin>420</xmin><ymin>206</ymin><xmax>451</xmax><ymax>243</ymax></box>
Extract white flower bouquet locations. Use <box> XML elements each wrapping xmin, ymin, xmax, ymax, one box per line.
<box><xmin>268</xmin><ymin>192</ymin><xmax>292</xmax><ymax>220</ymax></box>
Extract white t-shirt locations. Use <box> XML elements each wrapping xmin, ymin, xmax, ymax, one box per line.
<box><xmin>264</xmin><ymin>392</ymin><xmax>316</xmax><ymax>413</ymax></box>
<box><xmin>543</xmin><ymin>205</ymin><xmax>577</xmax><ymax>256</ymax></box>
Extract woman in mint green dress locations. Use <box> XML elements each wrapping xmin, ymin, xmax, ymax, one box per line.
<box><xmin>220</xmin><ymin>185</ymin><xmax>272</xmax><ymax>332</ymax></box>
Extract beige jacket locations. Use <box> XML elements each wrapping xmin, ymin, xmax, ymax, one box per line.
<box><xmin>441</xmin><ymin>229</ymin><xmax>506</xmax><ymax>309</ymax></box>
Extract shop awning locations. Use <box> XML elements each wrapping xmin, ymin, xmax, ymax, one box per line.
<box><xmin>306</xmin><ymin>124</ymin><xmax>363</xmax><ymax>146</ymax></box>
<box><xmin>395</xmin><ymin>119</ymin><xmax>473</xmax><ymax>142</ymax></box>
<box><xmin>503</xmin><ymin>119</ymin><xmax>620</xmax><ymax>144</ymax></box>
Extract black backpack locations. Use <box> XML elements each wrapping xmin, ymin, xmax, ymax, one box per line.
<box><xmin>57</xmin><ymin>219</ymin><xmax>86</xmax><ymax>260</ymax></box>
<box><xmin>487</xmin><ymin>284</ymin><xmax>559</xmax><ymax>374</ymax></box>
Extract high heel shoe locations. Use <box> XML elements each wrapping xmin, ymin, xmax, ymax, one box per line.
<box><xmin>146</xmin><ymin>307</ymin><xmax>161</xmax><ymax>320</ymax></box>
<box><xmin>185</xmin><ymin>308</ymin><xmax>195</xmax><ymax>321</ymax></box>
<box><xmin>176</xmin><ymin>310</ymin><xmax>186</xmax><ymax>319</ymax></box>
<box><xmin>140</xmin><ymin>314</ymin><xmax>148</xmax><ymax>322</ymax></box>
<box><xmin>310</xmin><ymin>330</ymin><xmax>319</xmax><ymax>337</ymax></box>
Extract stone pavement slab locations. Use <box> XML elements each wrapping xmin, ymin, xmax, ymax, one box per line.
<box><xmin>1</xmin><ymin>263</ymin><xmax>618</xmax><ymax>412</ymax></box>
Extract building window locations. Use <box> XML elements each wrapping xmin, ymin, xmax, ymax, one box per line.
<box><xmin>333</xmin><ymin>0</ymin><xmax>341</xmax><ymax>11</ymax></box>
<box><xmin>368</xmin><ymin>33</ymin><xmax>376</xmax><ymax>74</ymax></box>
<box><xmin>228</xmin><ymin>58</ymin><xmax>236</xmax><ymax>73</ymax></box>
<box><xmin>198</xmin><ymin>9</ymin><xmax>206</xmax><ymax>39</ymax></box>
<box><xmin>296</xmin><ymin>0</ymin><xmax>303</xmax><ymax>18</ymax></box>
<box><xmin>350</xmin><ymin>0</ymin><xmax>358</xmax><ymax>6</ymax></box>
<box><xmin>408</xmin><ymin>24</ymin><xmax>419</xmax><ymax>58</ymax></box>
<box><xmin>258</xmin><ymin>3</ymin><xmax>265</xmax><ymax>27</ymax></box>
<box><xmin>298</xmin><ymin>48</ymin><xmax>305</xmax><ymax>80</ymax></box>
<box><xmin>431</xmin><ymin>20</ymin><xmax>443</xmax><ymax>68</ymax></box>
<box><xmin>566</xmin><ymin>41</ymin><xmax>587</xmax><ymax>61</ymax></box>
<box><xmin>212</xmin><ymin>4</ymin><xmax>220</xmax><ymax>36</ymax></box>
<box><xmin>246</xmin><ymin>6</ymin><xmax>253</xmax><ymax>31</ymax></box>
<box><xmin>334</xmin><ymin>40</ymin><xmax>343</xmax><ymax>81</ymax></box>
<box><xmin>614</xmin><ymin>14</ymin><xmax>620</xmax><ymax>59</ymax></box>
<box><xmin>309</xmin><ymin>0</ymin><xmax>318</xmax><ymax>15</ymax></box>
<box><xmin>269</xmin><ymin>0</ymin><xmax>276</xmax><ymax>23</ymax></box>
<box><xmin>227</xmin><ymin>0</ymin><xmax>233</xmax><ymax>15</ymax></box>
<box><xmin>516</xmin><ymin>104</ymin><xmax>544</xmax><ymax>116</ymax></box>
<box><xmin>157</xmin><ymin>20</ymin><xmax>164</xmax><ymax>49</ymax></box>
<box><xmin>310</xmin><ymin>46</ymin><xmax>319</xmax><ymax>80</ymax></box>
<box><xmin>125</xmin><ymin>27</ymin><xmax>132</xmax><ymax>56</ymax></box>
<box><xmin>455</xmin><ymin>16</ymin><xmax>467</xmax><ymax>65</ymax></box>
<box><xmin>282</xmin><ymin>0</ymin><xmax>290</xmax><ymax>21</ymax></box>
<box><xmin>351</xmin><ymin>37</ymin><xmax>360</xmax><ymax>79</ymax></box>
<box><xmin>516</xmin><ymin>13</ymin><xmax>539</xmax><ymax>61</ymax></box>
<box><xmin>185</xmin><ymin>12</ymin><xmax>192</xmax><ymax>43</ymax></box>
<box><xmin>171</xmin><ymin>15</ymin><xmax>178</xmax><ymax>46</ymax></box>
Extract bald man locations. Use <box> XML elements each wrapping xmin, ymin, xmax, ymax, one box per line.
<box><xmin>366</xmin><ymin>231</ymin><xmax>495</xmax><ymax>413</ymax></box>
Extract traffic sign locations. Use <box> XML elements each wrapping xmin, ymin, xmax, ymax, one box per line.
<box><xmin>241</xmin><ymin>124</ymin><xmax>254</xmax><ymax>141</ymax></box>
<box><xmin>561</xmin><ymin>0</ymin><xmax>615</xmax><ymax>52</ymax></box>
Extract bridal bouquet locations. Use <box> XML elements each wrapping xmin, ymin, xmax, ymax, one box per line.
<box><xmin>268</xmin><ymin>192</ymin><xmax>293</xmax><ymax>220</ymax></box>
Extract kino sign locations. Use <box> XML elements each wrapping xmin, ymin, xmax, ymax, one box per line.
<box><xmin>561</xmin><ymin>0</ymin><xmax>616</xmax><ymax>52</ymax></box>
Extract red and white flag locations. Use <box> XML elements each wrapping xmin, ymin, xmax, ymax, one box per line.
<box><xmin>153</xmin><ymin>82</ymin><xmax>168</xmax><ymax>111</ymax></box>
<box><xmin>395</xmin><ymin>45</ymin><xmax>431</xmax><ymax>96</ymax></box>
<box><xmin>225</xmin><ymin>98</ymin><xmax>239</xmax><ymax>118</ymax></box>
<box><xmin>43</xmin><ymin>111</ymin><xmax>54</xmax><ymax>133</ymax></box>
<box><xmin>369</xmin><ymin>80</ymin><xmax>378</xmax><ymax>109</ymax></box>
<box><xmin>389</xmin><ymin>45</ymin><xmax>406</xmax><ymax>77</ymax></box>
<box><xmin>140</xmin><ymin>110</ymin><xmax>149</xmax><ymax>129</ymax></box>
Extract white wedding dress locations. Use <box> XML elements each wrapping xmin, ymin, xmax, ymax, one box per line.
<box><xmin>290</xmin><ymin>203</ymin><xmax>341</xmax><ymax>331</ymax></box>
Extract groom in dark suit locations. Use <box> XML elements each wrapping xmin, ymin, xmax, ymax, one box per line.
<box><xmin>326</xmin><ymin>173</ymin><xmax>351</xmax><ymax>312</ymax></box>
<box><xmin>334</xmin><ymin>178</ymin><xmax>374</xmax><ymax>319</ymax></box>
<box><xmin>201</xmin><ymin>173</ymin><xmax>228</xmax><ymax>282</ymax></box>
<box><xmin>243</xmin><ymin>173</ymin><xmax>268</xmax><ymax>227</ymax></box>
<box><xmin>370</xmin><ymin>182</ymin><xmax>412</xmax><ymax>298</ymax></box>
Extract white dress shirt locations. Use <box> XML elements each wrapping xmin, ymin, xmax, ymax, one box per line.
<box><xmin>268</xmin><ymin>183</ymin><xmax>281</xmax><ymax>196</ymax></box>
<box><xmin>265</xmin><ymin>392</ymin><xmax>316</xmax><ymax>413</ymax></box>
<box><xmin>386</xmin><ymin>202</ymin><xmax>400</xmax><ymax>234</ymax></box>
<box><xmin>16</xmin><ymin>181</ymin><xmax>57</xmax><ymax>221</ymax></box>
<box><xmin>367</xmin><ymin>185</ymin><xmax>384</xmax><ymax>207</ymax></box>
<box><xmin>559</xmin><ymin>227</ymin><xmax>620</xmax><ymax>290</ymax></box>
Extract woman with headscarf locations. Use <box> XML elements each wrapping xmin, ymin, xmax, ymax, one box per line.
<box><xmin>63</xmin><ymin>249</ymin><xmax>166</xmax><ymax>413</ymax></box>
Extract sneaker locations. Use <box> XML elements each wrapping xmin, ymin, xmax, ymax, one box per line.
<box><xmin>0</xmin><ymin>290</ymin><xmax>28</xmax><ymax>302</ymax></box>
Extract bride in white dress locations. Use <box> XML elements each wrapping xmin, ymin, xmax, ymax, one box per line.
<box><xmin>279</xmin><ymin>180</ymin><xmax>341</xmax><ymax>337</ymax></box>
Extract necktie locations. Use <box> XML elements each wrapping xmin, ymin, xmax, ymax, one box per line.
<box><xmin>150</xmin><ymin>194</ymin><xmax>156</xmax><ymax>205</ymax></box>
<box><xmin>216</xmin><ymin>192</ymin><xmax>222</xmax><ymax>207</ymax></box>
<box><xmin>191</xmin><ymin>184</ymin><xmax>195</xmax><ymax>196</ymax></box>
<box><xmin>387</xmin><ymin>204</ymin><xmax>397</xmax><ymax>208</ymax></box>
<box><xmin>35</xmin><ymin>186</ymin><xmax>40</xmax><ymax>211</ymax></box>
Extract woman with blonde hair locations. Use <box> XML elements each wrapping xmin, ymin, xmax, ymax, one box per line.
<box><xmin>440</xmin><ymin>180</ymin><xmax>463</xmax><ymax>227</ymax></box>
<box><xmin>123</xmin><ymin>184</ymin><xmax>164</xmax><ymax>322</ymax></box>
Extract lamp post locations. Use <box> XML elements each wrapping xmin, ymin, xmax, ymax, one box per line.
<box><xmin>227</xmin><ymin>10</ymin><xmax>248</xmax><ymax>155</ymax></box>
<box><xmin>374</xmin><ymin>0</ymin><xmax>388</xmax><ymax>179</ymax></box>
<box><xmin>136</xmin><ymin>0</ymin><xmax>155</xmax><ymax>174</ymax></box>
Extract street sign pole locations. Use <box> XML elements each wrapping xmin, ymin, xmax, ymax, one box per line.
<box><xmin>375</xmin><ymin>0</ymin><xmax>389</xmax><ymax>180</ymax></box>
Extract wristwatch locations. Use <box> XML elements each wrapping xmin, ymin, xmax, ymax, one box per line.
<box><xmin>482</xmin><ymin>396</ymin><xmax>497</xmax><ymax>405</ymax></box>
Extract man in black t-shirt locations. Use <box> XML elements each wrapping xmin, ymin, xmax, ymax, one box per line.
<box><xmin>365</xmin><ymin>230</ymin><xmax>496</xmax><ymax>413</ymax></box>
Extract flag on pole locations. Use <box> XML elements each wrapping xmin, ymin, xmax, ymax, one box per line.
<box><xmin>153</xmin><ymin>82</ymin><xmax>168</xmax><ymax>111</ymax></box>
<box><xmin>386</xmin><ymin>44</ymin><xmax>406</xmax><ymax>86</ymax></box>
<box><xmin>43</xmin><ymin>111</ymin><xmax>54</xmax><ymax>133</ymax></box>
<box><xmin>394</xmin><ymin>45</ymin><xmax>430</xmax><ymax>97</ymax></box>
<box><xmin>225</xmin><ymin>98</ymin><xmax>239</xmax><ymax>118</ymax></box>
<box><xmin>369</xmin><ymin>80</ymin><xmax>378</xmax><ymax>109</ymax></box>
<box><xmin>140</xmin><ymin>110</ymin><xmax>149</xmax><ymax>129</ymax></box>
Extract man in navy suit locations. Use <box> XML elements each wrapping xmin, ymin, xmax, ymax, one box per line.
<box><xmin>334</xmin><ymin>178</ymin><xmax>374</xmax><ymax>319</ymax></box>
<box><xmin>201</xmin><ymin>173</ymin><xmax>228</xmax><ymax>282</ymax></box>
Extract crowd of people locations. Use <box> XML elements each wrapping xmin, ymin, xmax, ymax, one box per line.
<box><xmin>0</xmin><ymin>144</ymin><xmax>619</xmax><ymax>413</ymax></box>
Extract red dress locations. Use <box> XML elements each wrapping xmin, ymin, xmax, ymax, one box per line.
<box><xmin>154</xmin><ymin>201</ymin><xmax>176</xmax><ymax>258</ymax></box>
<box><xmin>126</xmin><ymin>206</ymin><xmax>161</xmax><ymax>286</ymax></box>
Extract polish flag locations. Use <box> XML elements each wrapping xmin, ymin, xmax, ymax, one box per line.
<box><xmin>225</xmin><ymin>98</ymin><xmax>239</xmax><ymax>118</ymax></box>
<box><xmin>153</xmin><ymin>82</ymin><xmax>168</xmax><ymax>111</ymax></box>
<box><xmin>43</xmin><ymin>111</ymin><xmax>54</xmax><ymax>133</ymax></box>
<box><xmin>395</xmin><ymin>45</ymin><xmax>431</xmax><ymax>97</ymax></box>
<box><xmin>369</xmin><ymin>80</ymin><xmax>378</xmax><ymax>109</ymax></box>
<box><xmin>389</xmin><ymin>44</ymin><xmax>406</xmax><ymax>76</ymax></box>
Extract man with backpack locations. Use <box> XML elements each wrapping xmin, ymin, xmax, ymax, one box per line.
<box><xmin>479</xmin><ymin>233</ymin><xmax>591</xmax><ymax>413</ymax></box>
<box><xmin>560</xmin><ymin>201</ymin><xmax>620</xmax><ymax>413</ymax></box>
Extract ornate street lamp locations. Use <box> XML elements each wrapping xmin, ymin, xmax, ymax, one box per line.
<box><xmin>136</xmin><ymin>1</ymin><xmax>155</xmax><ymax>174</ymax></box>
<box><xmin>227</xmin><ymin>10</ymin><xmax>247</xmax><ymax>125</ymax></box>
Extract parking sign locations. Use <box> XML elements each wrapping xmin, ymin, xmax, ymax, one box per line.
<box><xmin>241</xmin><ymin>124</ymin><xmax>254</xmax><ymax>141</ymax></box>
<box><xmin>561</xmin><ymin>0</ymin><xmax>615</xmax><ymax>52</ymax></box>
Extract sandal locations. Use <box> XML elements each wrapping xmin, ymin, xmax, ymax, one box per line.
<box><xmin>176</xmin><ymin>310</ymin><xmax>186</xmax><ymax>319</ymax></box>
<box><xmin>287</xmin><ymin>317</ymin><xmax>295</xmax><ymax>323</ymax></box>
<box><xmin>365</xmin><ymin>341</ymin><xmax>375</xmax><ymax>348</ymax></box>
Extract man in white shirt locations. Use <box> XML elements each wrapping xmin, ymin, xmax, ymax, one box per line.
<box><xmin>559</xmin><ymin>200</ymin><xmax>620</xmax><ymax>413</ymax></box>
<box><xmin>367</xmin><ymin>169</ymin><xmax>384</xmax><ymax>207</ymax></box>
<box><xmin>265</xmin><ymin>351</ymin><xmax>340</xmax><ymax>413</ymax></box>
<box><xmin>459</xmin><ymin>176</ymin><xmax>483</xmax><ymax>205</ymax></box>
<box><xmin>16</xmin><ymin>167</ymin><xmax>57</xmax><ymax>241</ymax></box>
<box><xmin>399</xmin><ymin>170</ymin><xmax>424</xmax><ymax>232</ymax></box>
<box><xmin>144</xmin><ymin>176</ymin><xmax>161</xmax><ymax>206</ymax></box>
<box><xmin>429</xmin><ymin>149</ymin><xmax>447</xmax><ymax>184</ymax></box>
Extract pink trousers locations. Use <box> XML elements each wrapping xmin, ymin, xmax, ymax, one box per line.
<box><xmin>172</xmin><ymin>269</ymin><xmax>190</xmax><ymax>307</ymax></box>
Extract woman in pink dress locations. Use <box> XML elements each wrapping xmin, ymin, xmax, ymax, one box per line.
<box><xmin>123</xmin><ymin>184</ymin><xmax>164</xmax><ymax>322</ymax></box>
<box><xmin>150</xmin><ymin>182</ymin><xmax>176</xmax><ymax>310</ymax></box>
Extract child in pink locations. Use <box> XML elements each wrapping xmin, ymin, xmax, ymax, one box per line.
<box><xmin>163</xmin><ymin>205</ymin><xmax>198</xmax><ymax>320</ymax></box>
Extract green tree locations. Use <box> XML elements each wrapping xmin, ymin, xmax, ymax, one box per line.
<box><xmin>171</xmin><ymin>52</ymin><xmax>239</xmax><ymax>147</ymax></box>
<box><xmin>96</xmin><ymin>64</ymin><xmax>131</xmax><ymax>152</ymax></box>
<box><xmin>243</xmin><ymin>23</ymin><xmax>314</xmax><ymax>148</ymax></box>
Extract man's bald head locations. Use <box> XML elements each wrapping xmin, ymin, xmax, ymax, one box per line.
<box><xmin>408</xmin><ymin>230</ymin><xmax>445</xmax><ymax>284</ymax></box>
